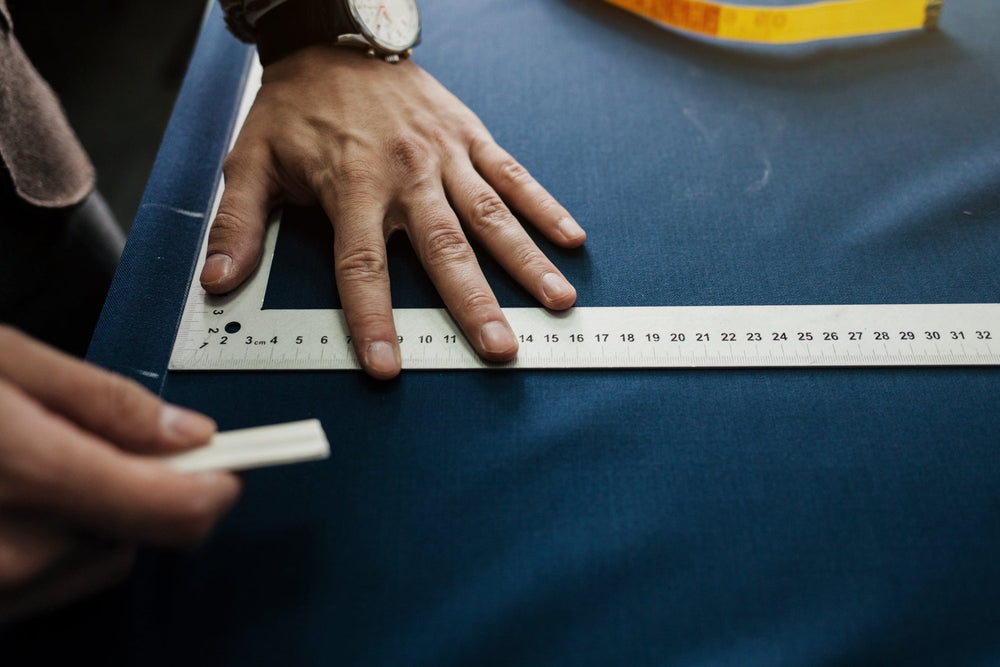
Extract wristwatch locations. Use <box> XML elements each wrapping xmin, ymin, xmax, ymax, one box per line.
<box><xmin>256</xmin><ymin>0</ymin><xmax>421</xmax><ymax>65</ymax></box>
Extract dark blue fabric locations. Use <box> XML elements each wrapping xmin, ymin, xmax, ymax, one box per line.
<box><xmin>6</xmin><ymin>1</ymin><xmax>999</xmax><ymax>665</ymax></box>
<box><xmin>84</xmin><ymin>2</ymin><xmax>254</xmax><ymax>393</ymax></box>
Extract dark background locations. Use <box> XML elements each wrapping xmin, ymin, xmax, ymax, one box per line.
<box><xmin>8</xmin><ymin>0</ymin><xmax>207</xmax><ymax>231</ymax></box>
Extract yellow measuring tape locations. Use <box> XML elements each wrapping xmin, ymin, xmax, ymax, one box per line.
<box><xmin>602</xmin><ymin>0</ymin><xmax>942</xmax><ymax>44</ymax></box>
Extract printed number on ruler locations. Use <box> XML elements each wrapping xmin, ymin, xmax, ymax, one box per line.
<box><xmin>168</xmin><ymin>214</ymin><xmax>1000</xmax><ymax>371</ymax></box>
<box><xmin>168</xmin><ymin>54</ymin><xmax>1000</xmax><ymax>372</ymax></box>
<box><xmin>172</xmin><ymin>303</ymin><xmax>1000</xmax><ymax>370</ymax></box>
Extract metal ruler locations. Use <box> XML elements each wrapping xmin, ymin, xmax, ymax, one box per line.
<box><xmin>168</xmin><ymin>57</ymin><xmax>1000</xmax><ymax>372</ymax></box>
<box><xmin>169</xmin><ymin>216</ymin><xmax>1000</xmax><ymax>371</ymax></box>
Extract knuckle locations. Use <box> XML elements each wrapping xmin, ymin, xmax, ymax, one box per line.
<box><xmin>457</xmin><ymin>287</ymin><xmax>497</xmax><ymax>315</ymax></box>
<box><xmin>468</xmin><ymin>192</ymin><xmax>511</xmax><ymax>234</ymax></box>
<box><xmin>221</xmin><ymin>151</ymin><xmax>246</xmax><ymax>177</ymax></box>
<box><xmin>223</xmin><ymin>141</ymin><xmax>271</xmax><ymax>175</ymax></box>
<box><xmin>495</xmin><ymin>156</ymin><xmax>534</xmax><ymax>188</ymax></box>
<box><xmin>348</xmin><ymin>311</ymin><xmax>394</xmax><ymax>339</ymax></box>
<box><xmin>512</xmin><ymin>245</ymin><xmax>548</xmax><ymax>273</ymax></box>
<box><xmin>0</xmin><ymin>524</ymin><xmax>60</xmax><ymax>590</ymax></box>
<box><xmin>336</xmin><ymin>246</ymin><xmax>388</xmax><ymax>285</ymax></box>
<box><xmin>532</xmin><ymin>194</ymin><xmax>563</xmax><ymax>219</ymax></box>
<box><xmin>386</xmin><ymin>132</ymin><xmax>432</xmax><ymax>176</ymax></box>
<box><xmin>69</xmin><ymin>372</ymin><xmax>154</xmax><ymax>441</ymax></box>
<box><xmin>336</xmin><ymin>160</ymin><xmax>380</xmax><ymax>192</ymax></box>
<box><xmin>221</xmin><ymin>152</ymin><xmax>268</xmax><ymax>194</ymax></box>
<box><xmin>209</xmin><ymin>209</ymin><xmax>248</xmax><ymax>245</ymax></box>
<box><xmin>422</xmin><ymin>225</ymin><xmax>473</xmax><ymax>265</ymax></box>
<box><xmin>429</xmin><ymin>127</ymin><xmax>452</xmax><ymax>152</ymax></box>
<box><xmin>0</xmin><ymin>548</ymin><xmax>42</xmax><ymax>589</ymax></box>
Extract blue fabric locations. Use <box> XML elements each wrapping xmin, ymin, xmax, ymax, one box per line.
<box><xmin>84</xmin><ymin>3</ymin><xmax>254</xmax><ymax>393</ymax></box>
<box><xmin>6</xmin><ymin>1</ymin><xmax>1000</xmax><ymax>665</ymax></box>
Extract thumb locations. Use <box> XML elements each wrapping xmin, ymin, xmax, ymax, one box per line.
<box><xmin>0</xmin><ymin>327</ymin><xmax>213</xmax><ymax>454</ymax></box>
<box><xmin>200</xmin><ymin>151</ymin><xmax>276</xmax><ymax>294</ymax></box>
<box><xmin>0</xmin><ymin>377</ymin><xmax>242</xmax><ymax>547</ymax></box>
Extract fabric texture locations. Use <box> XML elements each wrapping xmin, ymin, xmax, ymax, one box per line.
<box><xmin>6</xmin><ymin>2</ymin><xmax>1000</xmax><ymax>665</ymax></box>
<box><xmin>0</xmin><ymin>0</ymin><xmax>94</xmax><ymax>209</ymax></box>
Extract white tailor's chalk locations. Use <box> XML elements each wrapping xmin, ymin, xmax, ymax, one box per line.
<box><xmin>162</xmin><ymin>419</ymin><xmax>330</xmax><ymax>473</ymax></box>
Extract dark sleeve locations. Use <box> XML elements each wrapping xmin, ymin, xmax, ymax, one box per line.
<box><xmin>218</xmin><ymin>0</ymin><xmax>290</xmax><ymax>43</ymax></box>
<box><xmin>0</xmin><ymin>0</ymin><xmax>94</xmax><ymax>209</ymax></box>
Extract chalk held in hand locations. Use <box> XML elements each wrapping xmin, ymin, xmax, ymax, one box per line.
<box><xmin>162</xmin><ymin>419</ymin><xmax>330</xmax><ymax>473</ymax></box>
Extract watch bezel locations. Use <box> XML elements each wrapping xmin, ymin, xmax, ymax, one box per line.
<box><xmin>346</xmin><ymin>0</ymin><xmax>421</xmax><ymax>55</ymax></box>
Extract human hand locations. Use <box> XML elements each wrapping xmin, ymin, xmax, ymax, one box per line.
<box><xmin>0</xmin><ymin>326</ymin><xmax>241</xmax><ymax>621</ymax></box>
<box><xmin>200</xmin><ymin>46</ymin><xmax>586</xmax><ymax>379</ymax></box>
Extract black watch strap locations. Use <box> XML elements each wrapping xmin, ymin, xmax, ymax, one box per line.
<box><xmin>255</xmin><ymin>0</ymin><xmax>355</xmax><ymax>66</ymax></box>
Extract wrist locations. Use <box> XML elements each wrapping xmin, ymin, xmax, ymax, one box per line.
<box><xmin>255</xmin><ymin>0</ymin><xmax>421</xmax><ymax>66</ymax></box>
<box><xmin>255</xmin><ymin>0</ymin><xmax>340</xmax><ymax>66</ymax></box>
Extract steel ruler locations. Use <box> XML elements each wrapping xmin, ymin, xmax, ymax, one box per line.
<box><xmin>169</xmin><ymin>214</ymin><xmax>1000</xmax><ymax>371</ymax></box>
<box><xmin>168</xmin><ymin>56</ymin><xmax>1000</xmax><ymax>372</ymax></box>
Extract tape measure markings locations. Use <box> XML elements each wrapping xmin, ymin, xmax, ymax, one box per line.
<box><xmin>602</xmin><ymin>0</ymin><xmax>942</xmax><ymax>44</ymax></box>
<box><xmin>168</xmin><ymin>216</ymin><xmax>1000</xmax><ymax>370</ymax></box>
<box><xmin>165</xmin><ymin>36</ymin><xmax>999</xmax><ymax>373</ymax></box>
<box><xmin>168</xmin><ymin>217</ymin><xmax>1000</xmax><ymax>370</ymax></box>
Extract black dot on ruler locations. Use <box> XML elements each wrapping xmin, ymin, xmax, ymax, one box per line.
<box><xmin>225</xmin><ymin>322</ymin><xmax>242</xmax><ymax>334</ymax></box>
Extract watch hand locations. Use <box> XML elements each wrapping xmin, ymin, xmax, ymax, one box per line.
<box><xmin>378</xmin><ymin>2</ymin><xmax>393</xmax><ymax>23</ymax></box>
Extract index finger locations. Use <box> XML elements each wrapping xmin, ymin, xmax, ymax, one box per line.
<box><xmin>0</xmin><ymin>326</ymin><xmax>215</xmax><ymax>454</ymax></box>
<box><xmin>0</xmin><ymin>380</ymin><xmax>242</xmax><ymax>547</ymax></box>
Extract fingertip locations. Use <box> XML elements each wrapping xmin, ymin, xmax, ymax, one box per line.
<box><xmin>540</xmin><ymin>273</ymin><xmax>577</xmax><ymax>310</ymax></box>
<box><xmin>159</xmin><ymin>404</ymin><xmax>217</xmax><ymax>449</ymax></box>
<box><xmin>557</xmin><ymin>217</ymin><xmax>586</xmax><ymax>247</ymax></box>
<box><xmin>198</xmin><ymin>471</ymin><xmax>244</xmax><ymax>505</ymax></box>
<box><xmin>182</xmin><ymin>471</ymin><xmax>244</xmax><ymax>538</ymax></box>
<box><xmin>479</xmin><ymin>321</ymin><xmax>518</xmax><ymax>360</ymax></box>
<box><xmin>200</xmin><ymin>252</ymin><xmax>250</xmax><ymax>294</ymax></box>
<box><xmin>362</xmin><ymin>340</ymin><xmax>401</xmax><ymax>380</ymax></box>
<box><xmin>200</xmin><ymin>253</ymin><xmax>234</xmax><ymax>287</ymax></box>
<box><xmin>200</xmin><ymin>201</ymin><xmax>268</xmax><ymax>293</ymax></box>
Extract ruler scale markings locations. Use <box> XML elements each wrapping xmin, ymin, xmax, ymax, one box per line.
<box><xmin>167</xmin><ymin>57</ymin><xmax>999</xmax><ymax>373</ymax></box>
<box><xmin>170</xmin><ymin>293</ymin><xmax>1000</xmax><ymax>369</ymax></box>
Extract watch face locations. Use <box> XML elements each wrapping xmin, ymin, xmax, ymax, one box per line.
<box><xmin>348</xmin><ymin>0</ymin><xmax>421</xmax><ymax>53</ymax></box>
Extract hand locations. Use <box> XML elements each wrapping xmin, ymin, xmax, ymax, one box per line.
<box><xmin>200</xmin><ymin>46</ymin><xmax>586</xmax><ymax>379</ymax></box>
<box><xmin>0</xmin><ymin>326</ymin><xmax>241</xmax><ymax>621</ymax></box>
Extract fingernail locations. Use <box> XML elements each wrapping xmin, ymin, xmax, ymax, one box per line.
<box><xmin>541</xmin><ymin>272</ymin><xmax>575</xmax><ymax>305</ymax></box>
<box><xmin>480</xmin><ymin>321</ymin><xmax>517</xmax><ymax>356</ymax></box>
<box><xmin>364</xmin><ymin>341</ymin><xmax>400</xmax><ymax>378</ymax></box>
<box><xmin>196</xmin><ymin>471</ymin><xmax>241</xmax><ymax>498</ymax></box>
<box><xmin>202</xmin><ymin>253</ymin><xmax>233</xmax><ymax>284</ymax></box>
<box><xmin>161</xmin><ymin>404</ymin><xmax>216</xmax><ymax>445</ymax></box>
<box><xmin>558</xmin><ymin>217</ymin><xmax>585</xmax><ymax>243</ymax></box>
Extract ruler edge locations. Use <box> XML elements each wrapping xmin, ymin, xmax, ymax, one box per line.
<box><xmin>169</xmin><ymin>302</ymin><xmax>1000</xmax><ymax>371</ymax></box>
<box><xmin>167</xmin><ymin>48</ymin><xmax>1000</xmax><ymax>373</ymax></box>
